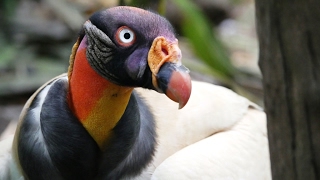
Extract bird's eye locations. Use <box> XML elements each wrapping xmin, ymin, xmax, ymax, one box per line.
<box><xmin>116</xmin><ymin>26</ymin><xmax>136</xmax><ymax>47</ymax></box>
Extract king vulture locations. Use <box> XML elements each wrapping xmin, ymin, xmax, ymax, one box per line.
<box><xmin>0</xmin><ymin>6</ymin><xmax>271</xmax><ymax>180</ymax></box>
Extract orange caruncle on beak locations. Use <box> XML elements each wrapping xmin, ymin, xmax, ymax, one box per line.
<box><xmin>148</xmin><ymin>36</ymin><xmax>192</xmax><ymax>109</ymax></box>
<box><xmin>148</xmin><ymin>36</ymin><xmax>182</xmax><ymax>78</ymax></box>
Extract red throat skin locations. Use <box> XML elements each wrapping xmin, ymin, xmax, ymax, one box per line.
<box><xmin>68</xmin><ymin>36</ymin><xmax>133</xmax><ymax>149</ymax></box>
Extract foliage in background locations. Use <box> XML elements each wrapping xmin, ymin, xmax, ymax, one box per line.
<box><xmin>172</xmin><ymin>0</ymin><xmax>237</xmax><ymax>84</ymax></box>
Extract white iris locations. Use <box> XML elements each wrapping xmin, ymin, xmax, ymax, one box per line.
<box><xmin>119</xmin><ymin>28</ymin><xmax>135</xmax><ymax>44</ymax></box>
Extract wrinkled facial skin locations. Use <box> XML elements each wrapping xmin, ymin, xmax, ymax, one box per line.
<box><xmin>84</xmin><ymin>7</ymin><xmax>177</xmax><ymax>89</ymax></box>
<box><xmin>78</xmin><ymin>7</ymin><xmax>191</xmax><ymax>108</ymax></box>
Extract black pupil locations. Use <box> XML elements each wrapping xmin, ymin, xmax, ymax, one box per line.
<box><xmin>124</xmin><ymin>32</ymin><xmax>131</xmax><ymax>39</ymax></box>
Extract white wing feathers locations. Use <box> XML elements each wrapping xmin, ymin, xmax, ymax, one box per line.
<box><xmin>135</xmin><ymin>81</ymin><xmax>271</xmax><ymax>180</ymax></box>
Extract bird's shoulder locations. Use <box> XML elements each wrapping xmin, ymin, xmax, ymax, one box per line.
<box><xmin>15</xmin><ymin>74</ymin><xmax>100</xmax><ymax>180</ymax></box>
<box><xmin>133</xmin><ymin>81</ymin><xmax>269</xmax><ymax>179</ymax></box>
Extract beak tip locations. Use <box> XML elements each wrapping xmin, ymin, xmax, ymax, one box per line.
<box><xmin>165</xmin><ymin>70</ymin><xmax>192</xmax><ymax>109</ymax></box>
<box><xmin>178</xmin><ymin>98</ymin><xmax>188</xmax><ymax>109</ymax></box>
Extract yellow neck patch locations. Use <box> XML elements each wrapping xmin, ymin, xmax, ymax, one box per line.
<box><xmin>68</xmin><ymin>38</ymin><xmax>133</xmax><ymax>149</ymax></box>
<box><xmin>80</xmin><ymin>85</ymin><xmax>133</xmax><ymax>149</ymax></box>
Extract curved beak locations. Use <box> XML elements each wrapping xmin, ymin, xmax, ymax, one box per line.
<box><xmin>148</xmin><ymin>37</ymin><xmax>191</xmax><ymax>109</ymax></box>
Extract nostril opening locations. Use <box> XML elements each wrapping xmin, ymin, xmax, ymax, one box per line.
<box><xmin>162</xmin><ymin>47</ymin><xmax>169</xmax><ymax>56</ymax></box>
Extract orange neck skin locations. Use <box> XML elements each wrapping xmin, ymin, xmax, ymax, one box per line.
<box><xmin>68</xmin><ymin>36</ymin><xmax>133</xmax><ymax>149</ymax></box>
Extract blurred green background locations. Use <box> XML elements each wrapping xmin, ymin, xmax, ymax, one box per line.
<box><xmin>0</xmin><ymin>0</ymin><xmax>260</xmax><ymax>135</ymax></box>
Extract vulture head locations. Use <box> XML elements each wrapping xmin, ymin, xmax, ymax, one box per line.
<box><xmin>69</xmin><ymin>6</ymin><xmax>191</xmax><ymax>109</ymax></box>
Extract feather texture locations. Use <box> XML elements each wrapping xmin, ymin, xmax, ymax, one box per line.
<box><xmin>8</xmin><ymin>75</ymin><xmax>157</xmax><ymax>179</ymax></box>
<box><xmin>0</xmin><ymin>80</ymin><xmax>270</xmax><ymax>179</ymax></box>
<box><xmin>132</xmin><ymin>81</ymin><xmax>271</xmax><ymax>180</ymax></box>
